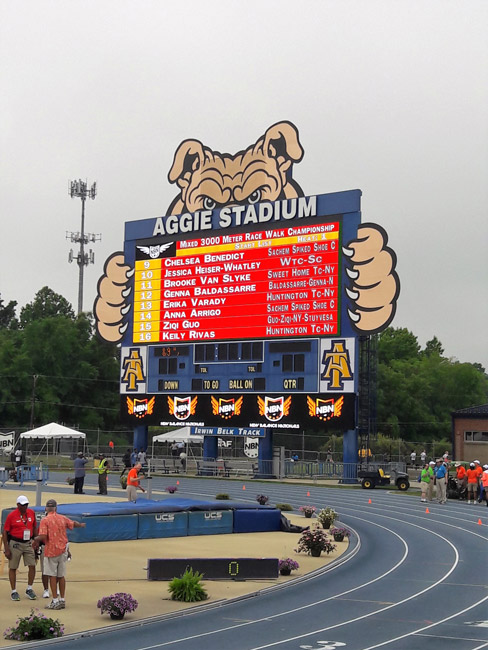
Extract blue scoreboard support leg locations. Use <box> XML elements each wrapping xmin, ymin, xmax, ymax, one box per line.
<box><xmin>257</xmin><ymin>431</ymin><xmax>274</xmax><ymax>478</ymax></box>
<box><xmin>341</xmin><ymin>429</ymin><xmax>358</xmax><ymax>484</ymax></box>
<box><xmin>134</xmin><ymin>425</ymin><xmax>148</xmax><ymax>453</ymax></box>
<box><xmin>203</xmin><ymin>436</ymin><xmax>218</xmax><ymax>461</ymax></box>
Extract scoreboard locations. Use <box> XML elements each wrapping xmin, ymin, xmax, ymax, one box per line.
<box><xmin>132</xmin><ymin>220</ymin><xmax>340</xmax><ymax>344</ymax></box>
<box><xmin>119</xmin><ymin>190</ymin><xmax>361</xmax><ymax>431</ymax></box>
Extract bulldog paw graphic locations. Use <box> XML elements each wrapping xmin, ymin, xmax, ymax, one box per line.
<box><xmin>93</xmin><ymin>252</ymin><xmax>133</xmax><ymax>343</ymax></box>
<box><xmin>343</xmin><ymin>223</ymin><xmax>400</xmax><ymax>334</ymax></box>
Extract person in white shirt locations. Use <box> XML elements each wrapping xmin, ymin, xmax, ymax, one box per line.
<box><xmin>137</xmin><ymin>450</ymin><xmax>146</xmax><ymax>466</ymax></box>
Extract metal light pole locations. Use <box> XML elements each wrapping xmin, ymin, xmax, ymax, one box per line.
<box><xmin>67</xmin><ymin>179</ymin><xmax>101</xmax><ymax>315</ymax></box>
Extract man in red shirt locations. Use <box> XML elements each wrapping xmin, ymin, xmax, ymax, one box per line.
<box><xmin>2</xmin><ymin>495</ymin><xmax>38</xmax><ymax>601</ymax></box>
<box><xmin>126</xmin><ymin>463</ymin><xmax>146</xmax><ymax>502</ymax></box>
<box><xmin>34</xmin><ymin>499</ymin><xmax>85</xmax><ymax>610</ymax></box>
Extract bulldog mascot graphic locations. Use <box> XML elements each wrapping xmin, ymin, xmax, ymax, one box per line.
<box><xmin>94</xmin><ymin>121</ymin><xmax>399</xmax><ymax>342</ymax></box>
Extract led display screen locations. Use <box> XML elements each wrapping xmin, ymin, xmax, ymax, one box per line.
<box><xmin>132</xmin><ymin>220</ymin><xmax>340</xmax><ymax>344</ymax></box>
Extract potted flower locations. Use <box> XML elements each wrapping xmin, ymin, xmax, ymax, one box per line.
<box><xmin>299</xmin><ymin>505</ymin><xmax>316</xmax><ymax>518</ymax></box>
<box><xmin>278</xmin><ymin>558</ymin><xmax>299</xmax><ymax>575</ymax></box>
<box><xmin>330</xmin><ymin>526</ymin><xmax>350</xmax><ymax>542</ymax></box>
<box><xmin>316</xmin><ymin>506</ymin><xmax>338</xmax><ymax>529</ymax></box>
<box><xmin>295</xmin><ymin>525</ymin><xmax>337</xmax><ymax>557</ymax></box>
<box><xmin>4</xmin><ymin>608</ymin><xmax>64</xmax><ymax>641</ymax></box>
<box><xmin>166</xmin><ymin>486</ymin><xmax>178</xmax><ymax>494</ymax></box>
<box><xmin>256</xmin><ymin>494</ymin><xmax>269</xmax><ymax>505</ymax></box>
<box><xmin>97</xmin><ymin>592</ymin><xmax>138</xmax><ymax>620</ymax></box>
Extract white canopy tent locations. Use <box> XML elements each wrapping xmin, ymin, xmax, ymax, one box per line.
<box><xmin>151</xmin><ymin>427</ymin><xmax>203</xmax><ymax>465</ymax></box>
<box><xmin>152</xmin><ymin>427</ymin><xmax>203</xmax><ymax>444</ymax></box>
<box><xmin>20</xmin><ymin>422</ymin><xmax>86</xmax><ymax>463</ymax></box>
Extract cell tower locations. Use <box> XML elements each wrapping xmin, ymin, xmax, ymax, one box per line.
<box><xmin>66</xmin><ymin>179</ymin><xmax>101</xmax><ymax>315</ymax></box>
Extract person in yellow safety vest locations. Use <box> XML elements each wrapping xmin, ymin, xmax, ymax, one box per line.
<box><xmin>97</xmin><ymin>454</ymin><xmax>109</xmax><ymax>495</ymax></box>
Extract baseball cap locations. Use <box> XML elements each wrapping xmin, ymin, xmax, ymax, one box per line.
<box><xmin>470</xmin><ymin>463</ymin><xmax>475</xmax><ymax>468</ymax></box>
<box><xmin>16</xmin><ymin>495</ymin><xmax>29</xmax><ymax>505</ymax></box>
<box><xmin>45</xmin><ymin>499</ymin><xmax>57</xmax><ymax>507</ymax></box>
<box><xmin>77</xmin><ymin>451</ymin><xmax>83</xmax><ymax>456</ymax></box>
<box><xmin>474</xmin><ymin>459</ymin><xmax>480</xmax><ymax>464</ymax></box>
<box><xmin>483</xmin><ymin>464</ymin><xmax>488</xmax><ymax>470</ymax></box>
<box><xmin>429</xmin><ymin>461</ymin><xmax>435</xmax><ymax>466</ymax></box>
<box><xmin>455</xmin><ymin>463</ymin><xmax>461</xmax><ymax>467</ymax></box>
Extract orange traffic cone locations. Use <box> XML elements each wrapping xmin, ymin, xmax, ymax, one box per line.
<box><xmin>478</xmin><ymin>518</ymin><xmax>482</xmax><ymax>525</ymax></box>
<box><xmin>425</xmin><ymin>508</ymin><xmax>430</xmax><ymax>514</ymax></box>
<box><xmin>176</xmin><ymin>480</ymin><xmax>179</xmax><ymax>485</ymax></box>
<box><xmin>368</xmin><ymin>498</ymin><xmax>372</xmax><ymax>504</ymax></box>
<box><xmin>242</xmin><ymin>485</ymin><xmax>246</xmax><ymax>490</ymax></box>
<box><xmin>307</xmin><ymin>491</ymin><xmax>310</xmax><ymax>497</ymax></box>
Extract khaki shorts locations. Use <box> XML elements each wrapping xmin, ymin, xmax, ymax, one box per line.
<box><xmin>43</xmin><ymin>551</ymin><xmax>68</xmax><ymax>578</ymax></box>
<box><xmin>8</xmin><ymin>539</ymin><xmax>36</xmax><ymax>570</ymax></box>
<box><xmin>127</xmin><ymin>485</ymin><xmax>137</xmax><ymax>502</ymax></box>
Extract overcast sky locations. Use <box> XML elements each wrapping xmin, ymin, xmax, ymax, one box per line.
<box><xmin>1</xmin><ymin>0</ymin><xmax>487</xmax><ymax>369</ymax></box>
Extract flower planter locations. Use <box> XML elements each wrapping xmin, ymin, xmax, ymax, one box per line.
<box><xmin>310</xmin><ymin>548</ymin><xmax>322</xmax><ymax>557</ymax></box>
<box><xmin>321</xmin><ymin>521</ymin><xmax>332</xmax><ymax>529</ymax></box>
<box><xmin>110</xmin><ymin>612</ymin><xmax>125</xmax><ymax>620</ymax></box>
<box><xmin>333</xmin><ymin>533</ymin><xmax>344</xmax><ymax>542</ymax></box>
<box><xmin>279</xmin><ymin>568</ymin><xmax>292</xmax><ymax>576</ymax></box>
<box><xmin>304</xmin><ymin>512</ymin><xmax>313</xmax><ymax>518</ymax></box>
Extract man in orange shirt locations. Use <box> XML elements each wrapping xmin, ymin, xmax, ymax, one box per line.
<box><xmin>455</xmin><ymin>463</ymin><xmax>468</xmax><ymax>499</ymax></box>
<box><xmin>34</xmin><ymin>499</ymin><xmax>86</xmax><ymax>610</ymax></box>
<box><xmin>466</xmin><ymin>463</ymin><xmax>479</xmax><ymax>504</ymax></box>
<box><xmin>481</xmin><ymin>465</ymin><xmax>488</xmax><ymax>507</ymax></box>
<box><xmin>126</xmin><ymin>463</ymin><xmax>146</xmax><ymax>502</ymax></box>
<box><xmin>474</xmin><ymin>460</ymin><xmax>483</xmax><ymax>503</ymax></box>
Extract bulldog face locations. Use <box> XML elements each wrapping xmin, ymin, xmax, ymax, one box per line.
<box><xmin>167</xmin><ymin>121</ymin><xmax>304</xmax><ymax>215</ymax></box>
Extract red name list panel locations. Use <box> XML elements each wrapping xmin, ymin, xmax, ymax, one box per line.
<box><xmin>132</xmin><ymin>222</ymin><xmax>340</xmax><ymax>343</ymax></box>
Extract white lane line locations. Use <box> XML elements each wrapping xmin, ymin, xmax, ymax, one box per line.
<box><xmin>361</xmin><ymin>596</ymin><xmax>488</xmax><ymax>649</ymax></box>
<box><xmin>242</xmin><ymin>517</ymin><xmax>460</xmax><ymax>650</ymax></box>
<box><xmin>416</xmin><ymin>633</ymin><xmax>488</xmax><ymax>641</ymax></box>
<box><xmin>133</xmin><ymin>516</ymin><xmax>411</xmax><ymax>649</ymax></box>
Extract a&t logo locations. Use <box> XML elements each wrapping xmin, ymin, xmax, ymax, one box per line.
<box><xmin>320</xmin><ymin>339</ymin><xmax>354</xmax><ymax>391</ymax></box>
<box><xmin>121</xmin><ymin>348</ymin><xmax>146</xmax><ymax>392</ymax></box>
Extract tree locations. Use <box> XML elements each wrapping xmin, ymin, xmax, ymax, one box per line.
<box><xmin>20</xmin><ymin>287</ymin><xmax>75</xmax><ymax>327</ymax></box>
<box><xmin>378</xmin><ymin>327</ymin><xmax>420</xmax><ymax>365</ymax></box>
<box><xmin>377</xmin><ymin>328</ymin><xmax>488</xmax><ymax>442</ymax></box>
<box><xmin>0</xmin><ymin>294</ymin><xmax>18</xmax><ymax>329</ymax></box>
<box><xmin>423</xmin><ymin>336</ymin><xmax>444</xmax><ymax>357</ymax></box>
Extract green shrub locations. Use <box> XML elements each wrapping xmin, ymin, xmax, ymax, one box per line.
<box><xmin>275</xmin><ymin>503</ymin><xmax>293</xmax><ymax>511</ymax></box>
<box><xmin>168</xmin><ymin>568</ymin><xmax>208</xmax><ymax>602</ymax></box>
<box><xmin>215</xmin><ymin>493</ymin><xmax>230</xmax><ymax>500</ymax></box>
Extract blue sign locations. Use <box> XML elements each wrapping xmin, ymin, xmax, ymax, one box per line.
<box><xmin>191</xmin><ymin>426</ymin><xmax>265</xmax><ymax>437</ymax></box>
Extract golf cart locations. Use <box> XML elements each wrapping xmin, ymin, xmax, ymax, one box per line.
<box><xmin>358</xmin><ymin>467</ymin><xmax>410</xmax><ymax>491</ymax></box>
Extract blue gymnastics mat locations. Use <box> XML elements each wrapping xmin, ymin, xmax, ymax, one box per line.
<box><xmin>2</xmin><ymin>499</ymin><xmax>282</xmax><ymax>542</ymax></box>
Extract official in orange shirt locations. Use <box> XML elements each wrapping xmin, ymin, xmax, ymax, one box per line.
<box><xmin>480</xmin><ymin>464</ymin><xmax>488</xmax><ymax>505</ymax></box>
<box><xmin>126</xmin><ymin>463</ymin><xmax>146</xmax><ymax>502</ymax></box>
<box><xmin>466</xmin><ymin>463</ymin><xmax>479</xmax><ymax>504</ymax></box>
<box><xmin>455</xmin><ymin>463</ymin><xmax>467</xmax><ymax>491</ymax></box>
<box><xmin>474</xmin><ymin>460</ymin><xmax>483</xmax><ymax>503</ymax></box>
